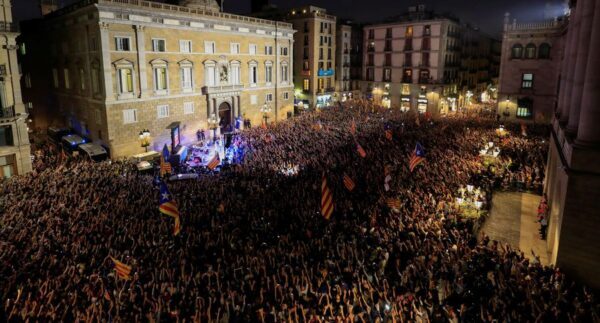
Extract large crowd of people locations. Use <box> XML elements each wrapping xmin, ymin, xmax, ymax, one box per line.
<box><xmin>1</xmin><ymin>104</ymin><xmax>597</xmax><ymax>322</ymax></box>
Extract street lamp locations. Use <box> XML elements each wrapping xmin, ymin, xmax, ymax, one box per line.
<box><xmin>207</xmin><ymin>113</ymin><xmax>220</xmax><ymax>143</ymax></box>
<box><xmin>139</xmin><ymin>129</ymin><xmax>151</xmax><ymax>152</ymax></box>
<box><xmin>261</xmin><ymin>101</ymin><xmax>272</xmax><ymax>126</ymax></box>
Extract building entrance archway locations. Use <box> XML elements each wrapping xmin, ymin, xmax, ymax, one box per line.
<box><xmin>218</xmin><ymin>101</ymin><xmax>232</xmax><ymax>134</ymax></box>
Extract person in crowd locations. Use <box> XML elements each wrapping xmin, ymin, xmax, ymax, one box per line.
<box><xmin>0</xmin><ymin>103</ymin><xmax>597</xmax><ymax>322</ymax></box>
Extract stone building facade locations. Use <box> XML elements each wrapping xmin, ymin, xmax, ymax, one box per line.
<box><xmin>20</xmin><ymin>0</ymin><xmax>294</xmax><ymax>158</ymax></box>
<box><xmin>497</xmin><ymin>14</ymin><xmax>566</xmax><ymax>124</ymax></box>
<box><xmin>288</xmin><ymin>6</ymin><xmax>336</xmax><ymax>109</ymax></box>
<box><xmin>335</xmin><ymin>24</ymin><xmax>352</xmax><ymax>101</ymax></box>
<box><xmin>545</xmin><ymin>0</ymin><xmax>600</xmax><ymax>290</ymax></box>
<box><xmin>0</xmin><ymin>0</ymin><xmax>32</xmax><ymax>177</ymax></box>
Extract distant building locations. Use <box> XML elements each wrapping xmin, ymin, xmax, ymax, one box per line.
<box><xmin>335</xmin><ymin>24</ymin><xmax>352</xmax><ymax>101</ymax></box>
<box><xmin>19</xmin><ymin>0</ymin><xmax>294</xmax><ymax>158</ymax></box>
<box><xmin>0</xmin><ymin>0</ymin><xmax>32</xmax><ymax>178</ymax></box>
<box><xmin>497</xmin><ymin>13</ymin><xmax>566</xmax><ymax>123</ymax></box>
<box><xmin>287</xmin><ymin>6</ymin><xmax>336</xmax><ymax>108</ymax></box>
<box><xmin>361</xmin><ymin>6</ymin><xmax>462</xmax><ymax>114</ymax></box>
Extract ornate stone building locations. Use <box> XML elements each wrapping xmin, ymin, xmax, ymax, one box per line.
<box><xmin>0</xmin><ymin>0</ymin><xmax>32</xmax><ymax>178</ymax></box>
<box><xmin>20</xmin><ymin>0</ymin><xmax>294</xmax><ymax>157</ymax></box>
<box><xmin>545</xmin><ymin>0</ymin><xmax>600</xmax><ymax>290</ymax></box>
<box><xmin>497</xmin><ymin>13</ymin><xmax>567</xmax><ymax>123</ymax></box>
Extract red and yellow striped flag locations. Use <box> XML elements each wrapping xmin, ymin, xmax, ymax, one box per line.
<box><xmin>386</xmin><ymin>198</ymin><xmax>401</xmax><ymax>210</ymax></box>
<box><xmin>356</xmin><ymin>143</ymin><xmax>367</xmax><ymax>158</ymax></box>
<box><xmin>321</xmin><ymin>175</ymin><xmax>334</xmax><ymax>220</ymax></box>
<box><xmin>110</xmin><ymin>257</ymin><xmax>132</xmax><ymax>280</ymax></box>
<box><xmin>385</xmin><ymin>129</ymin><xmax>393</xmax><ymax>141</ymax></box>
<box><xmin>350</xmin><ymin>119</ymin><xmax>356</xmax><ymax>135</ymax></box>
<box><xmin>207</xmin><ymin>153</ymin><xmax>220</xmax><ymax>170</ymax></box>
<box><xmin>343</xmin><ymin>173</ymin><xmax>356</xmax><ymax>192</ymax></box>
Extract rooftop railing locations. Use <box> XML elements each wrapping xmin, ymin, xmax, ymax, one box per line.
<box><xmin>49</xmin><ymin>0</ymin><xmax>293</xmax><ymax>30</ymax></box>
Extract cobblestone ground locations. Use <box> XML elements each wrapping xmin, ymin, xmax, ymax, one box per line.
<box><xmin>481</xmin><ymin>191</ymin><xmax>550</xmax><ymax>265</ymax></box>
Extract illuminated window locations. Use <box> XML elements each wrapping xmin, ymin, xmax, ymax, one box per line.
<box><xmin>516</xmin><ymin>98</ymin><xmax>533</xmax><ymax>118</ymax></box>
<box><xmin>401</xmin><ymin>84</ymin><xmax>410</xmax><ymax>95</ymax></box>
<box><xmin>405</xmin><ymin>26</ymin><xmax>413</xmax><ymax>38</ymax></box>
<box><xmin>303</xmin><ymin>78</ymin><xmax>309</xmax><ymax>91</ymax></box>
<box><xmin>511</xmin><ymin>44</ymin><xmax>523</xmax><ymax>59</ymax></box>
<box><xmin>525</xmin><ymin>43</ymin><xmax>536</xmax><ymax>59</ymax></box>
<box><xmin>522</xmin><ymin>73</ymin><xmax>533</xmax><ymax>89</ymax></box>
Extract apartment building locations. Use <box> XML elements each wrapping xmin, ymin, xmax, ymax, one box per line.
<box><xmin>335</xmin><ymin>24</ymin><xmax>352</xmax><ymax>101</ymax></box>
<box><xmin>0</xmin><ymin>0</ymin><xmax>32</xmax><ymax>178</ymax></box>
<box><xmin>20</xmin><ymin>0</ymin><xmax>294</xmax><ymax>158</ymax></box>
<box><xmin>497</xmin><ymin>13</ymin><xmax>566</xmax><ymax>123</ymax></box>
<box><xmin>361</xmin><ymin>10</ymin><xmax>461</xmax><ymax>114</ymax></box>
<box><xmin>288</xmin><ymin>6</ymin><xmax>336</xmax><ymax>108</ymax></box>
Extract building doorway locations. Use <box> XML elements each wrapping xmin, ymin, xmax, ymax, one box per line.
<box><xmin>218</xmin><ymin>101</ymin><xmax>232</xmax><ymax>134</ymax></box>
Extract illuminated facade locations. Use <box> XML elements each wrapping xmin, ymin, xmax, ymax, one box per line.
<box><xmin>288</xmin><ymin>6</ymin><xmax>336</xmax><ymax>109</ymax></box>
<box><xmin>20</xmin><ymin>0</ymin><xmax>294</xmax><ymax>158</ymax></box>
<box><xmin>497</xmin><ymin>13</ymin><xmax>566</xmax><ymax>123</ymax></box>
<box><xmin>335</xmin><ymin>24</ymin><xmax>352</xmax><ymax>101</ymax></box>
<box><xmin>0</xmin><ymin>0</ymin><xmax>32</xmax><ymax>178</ymax></box>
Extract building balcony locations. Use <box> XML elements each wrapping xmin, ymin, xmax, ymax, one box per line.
<box><xmin>202</xmin><ymin>84</ymin><xmax>244</xmax><ymax>95</ymax></box>
<box><xmin>403</xmin><ymin>46</ymin><xmax>413</xmax><ymax>51</ymax></box>
<box><xmin>384</xmin><ymin>46</ymin><xmax>393</xmax><ymax>52</ymax></box>
<box><xmin>301</xmin><ymin>70</ymin><xmax>311</xmax><ymax>76</ymax></box>
<box><xmin>382</xmin><ymin>78</ymin><xmax>392</xmax><ymax>82</ymax></box>
<box><xmin>0</xmin><ymin>22</ymin><xmax>19</xmax><ymax>33</ymax></box>
<box><xmin>402</xmin><ymin>78</ymin><xmax>413</xmax><ymax>83</ymax></box>
<box><xmin>419</xmin><ymin>78</ymin><xmax>430</xmax><ymax>84</ymax></box>
<box><xmin>419</xmin><ymin>62</ymin><xmax>430</xmax><ymax>68</ymax></box>
<box><xmin>403</xmin><ymin>62</ymin><xmax>413</xmax><ymax>67</ymax></box>
<box><xmin>367</xmin><ymin>47</ymin><xmax>375</xmax><ymax>52</ymax></box>
<box><xmin>0</xmin><ymin>106</ymin><xmax>15</xmax><ymax>119</ymax></box>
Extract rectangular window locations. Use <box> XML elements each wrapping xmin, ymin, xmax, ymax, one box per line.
<box><xmin>250</xmin><ymin>95</ymin><xmax>257</xmax><ymax>105</ymax></box>
<box><xmin>183</xmin><ymin>102</ymin><xmax>194</xmax><ymax>115</ymax></box>
<box><xmin>405</xmin><ymin>26</ymin><xmax>413</xmax><ymax>38</ymax></box>
<box><xmin>152</xmin><ymin>39</ymin><xmax>166</xmax><ymax>52</ymax></box>
<box><xmin>179</xmin><ymin>40</ymin><xmax>192</xmax><ymax>53</ymax></box>
<box><xmin>303</xmin><ymin>78</ymin><xmax>309</xmax><ymax>91</ymax></box>
<box><xmin>157</xmin><ymin>105</ymin><xmax>169</xmax><ymax>119</ymax></box>
<box><xmin>181</xmin><ymin>67</ymin><xmax>193</xmax><ymax>90</ymax></box>
<box><xmin>52</xmin><ymin>68</ymin><xmax>59</xmax><ymax>88</ymax></box>
<box><xmin>265</xmin><ymin>65</ymin><xmax>272</xmax><ymax>84</ymax></box>
<box><xmin>383</xmin><ymin>68</ymin><xmax>392</xmax><ymax>82</ymax></box>
<box><xmin>115</xmin><ymin>37</ymin><xmax>130</xmax><ymax>51</ymax></box>
<box><xmin>281</xmin><ymin>65</ymin><xmax>289</xmax><ymax>82</ymax></box>
<box><xmin>266</xmin><ymin>93</ymin><xmax>273</xmax><ymax>102</ymax></box>
<box><xmin>154</xmin><ymin>67</ymin><xmax>167</xmax><ymax>91</ymax></box>
<box><xmin>401</xmin><ymin>84</ymin><xmax>410</xmax><ymax>95</ymax></box>
<box><xmin>249</xmin><ymin>44</ymin><xmax>257</xmax><ymax>55</ymax></box>
<box><xmin>118</xmin><ymin>68</ymin><xmax>133</xmax><ymax>93</ymax></box>
<box><xmin>522</xmin><ymin>73</ymin><xmax>534</xmax><ymax>89</ymax></box>
<box><xmin>265</xmin><ymin>46</ymin><xmax>273</xmax><ymax>55</ymax></box>
<box><xmin>250</xmin><ymin>65</ymin><xmax>257</xmax><ymax>85</ymax></box>
<box><xmin>204</xmin><ymin>41</ymin><xmax>215</xmax><ymax>54</ymax></box>
<box><xmin>91</xmin><ymin>68</ymin><xmax>100</xmax><ymax>94</ymax></box>
<box><xmin>123</xmin><ymin>109</ymin><xmax>137</xmax><ymax>124</ymax></box>
<box><xmin>230</xmin><ymin>43</ymin><xmax>240</xmax><ymax>54</ymax></box>
<box><xmin>63</xmin><ymin>69</ymin><xmax>70</xmax><ymax>89</ymax></box>
<box><xmin>283</xmin><ymin>92</ymin><xmax>289</xmax><ymax>100</ymax></box>
<box><xmin>0</xmin><ymin>125</ymin><xmax>14</xmax><ymax>146</ymax></box>
<box><xmin>79</xmin><ymin>69</ymin><xmax>85</xmax><ymax>91</ymax></box>
<box><xmin>206</xmin><ymin>66</ymin><xmax>215</xmax><ymax>86</ymax></box>
<box><xmin>281</xmin><ymin>47</ymin><xmax>288</xmax><ymax>55</ymax></box>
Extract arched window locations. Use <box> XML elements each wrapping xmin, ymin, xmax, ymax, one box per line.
<box><xmin>538</xmin><ymin>43</ymin><xmax>551</xmax><ymax>59</ymax></box>
<box><xmin>280</xmin><ymin>61</ymin><xmax>289</xmax><ymax>84</ymax></box>
<box><xmin>248</xmin><ymin>60</ymin><xmax>258</xmax><ymax>86</ymax></box>
<box><xmin>525</xmin><ymin>43</ymin><xmax>536</xmax><ymax>59</ymax></box>
<box><xmin>511</xmin><ymin>44</ymin><xmax>523</xmax><ymax>59</ymax></box>
<box><xmin>264</xmin><ymin>60</ymin><xmax>273</xmax><ymax>84</ymax></box>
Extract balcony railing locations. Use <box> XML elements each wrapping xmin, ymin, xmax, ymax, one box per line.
<box><xmin>402</xmin><ymin>78</ymin><xmax>412</xmax><ymax>84</ymax></box>
<box><xmin>404</xmin><ymin>45</ymin><xmax>413</xmax><ymax>51</ymax></box>
<box><xmin>0</xmin><ymin>22</ymin><xmax>19</xmax><ymax>33</ymax></box>
<box><xmin>202</xmin><ymin>84</ymin><xmax>244</xmax><ymax>94</ymax></box>
<box><xmin>0</xmin><ymin>106</ymin><xmax>15</xmax><ymax>119</ymax></box>
<box><xmin>419</xmin><ymin>78</ymin><xmax>430</xmax><ymax>84</ymax></box>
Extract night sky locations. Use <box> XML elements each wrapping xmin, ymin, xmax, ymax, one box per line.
<box><xmin>15</xmin><ymin>0</ymin><xmax>567</xmax><ymax>36</ymax></box>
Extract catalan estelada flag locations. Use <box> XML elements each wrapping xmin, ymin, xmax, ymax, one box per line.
<box><xmin>159</xmin><ymin>181</ymin><xmax>181</xmax><ymax>236</ymax></box>
<box><xmin>207</xmin><ymin>153</ymin><xmax>220</xmax><ymax>170</ymax></box>
<box><xmin>110</xmin><ymin>256</ymin><xmax>132</xmax><ymax>280</ymax></box>
<box><xmin>384</xmin><ymin>123</ymin><xmax>393</xmax><ymax>141</ymax></box>
<box><xmin>160</xmin><ymin>144</ymin><xmax>172</xmax><ymax>177</ymax></box>
<box><xmin>409</xmin><ymin>142</ymin><xmax>426</xmax><ymax>172</ymax></box>
<box><xmin>343</xmin><ymin>173</ymin><xmax>356</xmax><ymax>191</ymax></box>
<box><xmin>321</xmin><ymin>175</ymin><xmax>334</xmax><ymax>220</ymax></box>
<box><xmin>356</xmin><ymin>143</ymin><xmax>367</xmax><ymax>158</ymax></box>
<box><xmin>386</xmin><ymin>198</ymin><xmax>401</xmax><ymax>210</ymax></box>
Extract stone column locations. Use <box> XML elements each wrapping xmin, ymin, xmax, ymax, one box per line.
<box><xmin>237</xmin><ymin>95</ymin><xmax>241</xmax><ymax>117</ymax></box>
<box><xmin>575</xmin><ymin>0</ymin><xmax>600</xmax><ymax>145</ymax></box>
<box><xmin>557</xmin><ymin>14</ymin><xmax>575</xmax><ymax>120</ymax></box>
<box><xmin>566</xmin><ymin>0</ymin><xmax>596</xmax><ymax>135</ymax></box>
<box><xmin>207</xmin><ymin>96</ymin><xmax>214</xmax><ymax>117</ymax></box>
<box><xmin>135</xmin><ymin>25</ymin><xmax>148</xmax><ymax>98</ymax></box>
<box><xmin>99</xmin><ymin>22</ymin><xmax>114</xmax><ymax>101</ymax></box>
<box><xmin>560</xmin><ymin>3</ymin><xmax>584</xmax><ymax>125</ymax></box>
